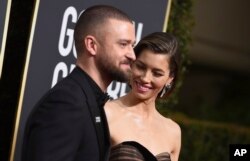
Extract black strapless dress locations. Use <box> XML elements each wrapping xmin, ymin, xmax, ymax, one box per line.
<box><xmin>109</xmin><ymin>141</ymin><xmax>171</xmax><ymax>161</ymax></box>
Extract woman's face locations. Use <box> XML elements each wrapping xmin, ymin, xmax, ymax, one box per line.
<box><xmin>130</xmin><ymin>49</ymin><xmax>173</xmax><ymax>100</ymax></box>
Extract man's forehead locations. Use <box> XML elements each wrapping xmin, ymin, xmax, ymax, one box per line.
<box><xmin>106</xmin><ymin>18</ymin><xmax>133</xmax><ymax>25</ymax></box>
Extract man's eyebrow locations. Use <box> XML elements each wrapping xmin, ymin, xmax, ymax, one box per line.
<box><xmin>118</xmin><ymin>39</ymin><xmax>136</xmax><ymax>44</ymax></box>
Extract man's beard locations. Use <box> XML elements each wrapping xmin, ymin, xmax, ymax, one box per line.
<box><xmin>96</xmin><ymin>56</ymin><xmax>131</xmax><ymax>82</ymax></box>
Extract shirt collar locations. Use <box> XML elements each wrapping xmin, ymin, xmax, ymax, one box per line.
<box><xmin>76</xmin><ymin>66</ymin><xmax>110</xmax><ymax>106</ymax></box>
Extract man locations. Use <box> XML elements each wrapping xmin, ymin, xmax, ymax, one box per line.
<box><xmin>22</xmin><ymin>5</ymin><xmax>136</xmax><ymax>161</ymax></box>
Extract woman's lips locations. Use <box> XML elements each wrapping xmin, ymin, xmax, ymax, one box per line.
<box><xmin>135</xmin><ymin>81</ymin><xmax>152</xmax><ymax>92</ymax></box>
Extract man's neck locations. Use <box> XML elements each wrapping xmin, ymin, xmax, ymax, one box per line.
<box><xmin>76</xmin><ymin>63</ymin><xmax>111</xmax><ymax>92</ymax></box>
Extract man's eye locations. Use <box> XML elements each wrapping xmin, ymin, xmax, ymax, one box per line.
<box><xmin>120</xmin><ymin>43</ymin><xmax>127</xmax><ymax>47</ymax></box>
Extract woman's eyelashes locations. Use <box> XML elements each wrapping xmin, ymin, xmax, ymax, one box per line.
<box><xmin>134</xmin><ymin>62</ymin><xmax>165</xmax><ymax>77</ymax></box>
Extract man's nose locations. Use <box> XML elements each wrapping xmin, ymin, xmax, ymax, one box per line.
<box><xmin>127</xmin><ymin>46</ymin><xmax>136</xmax><ymax>61</ymax></box>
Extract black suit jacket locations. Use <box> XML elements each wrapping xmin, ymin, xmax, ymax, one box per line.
<box><xmin>22</xmin><ymin>67</ymin><xmax>110</xmax><ymax>161</ymax></box>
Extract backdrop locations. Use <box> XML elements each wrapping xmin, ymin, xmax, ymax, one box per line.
<box><xmin>0</xmin><ymin>0</ymin><xmax>11</xmax><ymax>78</ymax></box>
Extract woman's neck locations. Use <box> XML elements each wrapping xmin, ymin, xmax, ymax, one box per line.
<box><xmin>120</xmin><ymin>92</ymin><xmax>158</xmax><ymax>118</ymax></box>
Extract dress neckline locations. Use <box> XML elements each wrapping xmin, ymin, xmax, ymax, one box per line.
<box><xmin>111</xmin><ymin>141</ymin><xmax>170</xmax><ymax>160</ymax></box>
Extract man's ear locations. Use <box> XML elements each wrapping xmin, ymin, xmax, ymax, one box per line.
<box><xmin>84</xmin><ymin>35</ymin><xmax>97</xmax><ymax>56</ymax></box>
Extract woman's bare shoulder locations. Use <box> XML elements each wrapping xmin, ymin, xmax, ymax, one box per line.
<box><xmin>161</xmin><ymin>116</ymin><xmax>181</xmax><ymax>136</ymax></box>
<box><xmin>105</xmin><ymin>99</ymin><xmax>121</xmax><ymax>110</ymax></box>
<box><xmin>104</xmin><ymin>99</ymin><xmax>123</xmax><ymax>121</ymax></box>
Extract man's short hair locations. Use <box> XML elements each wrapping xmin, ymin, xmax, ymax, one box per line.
<box><xmin>74</xmin><ymin>5</ymin><xmax>133</xmax><ymax>56</ymax></box>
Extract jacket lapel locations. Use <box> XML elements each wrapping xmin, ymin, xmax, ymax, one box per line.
<box><xmin>70</xmin><ymin>67</ymin><xmax>110</xmax><ymax>161</ymax></box>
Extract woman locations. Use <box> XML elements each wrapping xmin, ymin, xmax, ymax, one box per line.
<box><xmin>105</xmin><ymin>32</ymin><xmax>181</xmax><ymax>161</ymax></box>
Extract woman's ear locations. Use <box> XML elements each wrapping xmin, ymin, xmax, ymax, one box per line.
<box><xmin>166</xmin><ymin>76</ymin><xmax>174</xmax><ymax>87</ymax></box>
<box><xmin>84</xmin><ymin>35</ymin><xmax>97</xmax><ymax>56</ymax></box>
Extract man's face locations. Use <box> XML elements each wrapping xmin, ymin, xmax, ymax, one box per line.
<box><xmin>95</xmin><ymin>19</ymin><xmax>136</xmax><ymax>82</ymax></box>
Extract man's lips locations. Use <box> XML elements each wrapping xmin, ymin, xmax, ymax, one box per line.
<box><xmin>121</xmin><ymin>63</ymin><xmax>131</xmax><ymax>69</ymax></box>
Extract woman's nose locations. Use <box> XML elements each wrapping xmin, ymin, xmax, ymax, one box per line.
<box><xmin>140</xmin><ymin>71</ymin><xmax>151</xmax><ymax>83</ymax></box>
